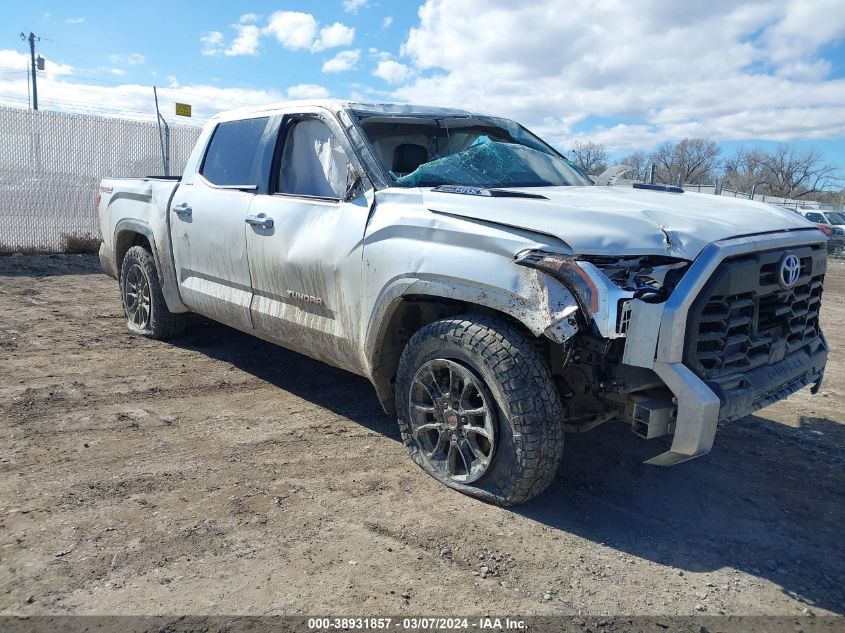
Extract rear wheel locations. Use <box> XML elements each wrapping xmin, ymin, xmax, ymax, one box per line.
<box><xmin>395</xmin><ymin>315</ymin><xmax>564</xmax><ymax>505</ymax></box>
<box><xmin>120</xmin><ymin>245</ymin><xmax>186</xmax><ymax>339</ymax></box>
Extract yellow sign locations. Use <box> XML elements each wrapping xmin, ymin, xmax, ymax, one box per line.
<box><xmin>175</xmin><ymin>103</ymin><xmax>192</xmax><ymax>117</ymax></box>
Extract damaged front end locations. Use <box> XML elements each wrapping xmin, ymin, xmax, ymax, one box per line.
<box><xmin>515</xmin><ymin>232</ymin><xmax>828</xmax><ymax>466</ymax></box>
<box><xmin>515</xmin><ymin>249</ymin><xmax>692</xmax><ymax>442</ymax></box>
<box><xmin>515</xmin><ymin>250</ymin><xmax>689</xmax><ymax>340</ymax></box>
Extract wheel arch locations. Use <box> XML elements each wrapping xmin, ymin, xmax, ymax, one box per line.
<box><xmin>113</xmin><ymin>219</ymin><xmax>188</xmax><ymax>313</ymax></box>
<box><xmin>366</xmin><ymin>279</ymin><xmax>554</xmax><ymax>415</ymax></box>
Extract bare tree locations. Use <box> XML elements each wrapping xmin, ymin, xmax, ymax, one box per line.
<box><xmin>615</xmin><ymin>150</ymin><xmax>649</xmax><ymax>181</ymax></box>
<box><xmin>722</xmin><ymin>147</ymin><xmax>766</xmax><ymax>193</ymax></box>
<box><xmin>651</xmin><ymin>138</ymin><xmax>721</xmax><ymax>185</ymax></box>
<box><xmin>815</xmin><ymin>188</ymin><xmax>845</xmax><ymax>206</ymax></box>
<box><xmin>756</xmin><ymin>145</ymin><xmax>841</xmax><ymax>198</ymax></box>
<box><xmin>569</xmin><ymin>141</ymin><xmax>608</xmax><ymax>175</ymax></box>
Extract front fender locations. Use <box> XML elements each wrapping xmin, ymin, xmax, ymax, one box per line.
<box><xmin>364</xmin><ymin>269</ymin><xmax>581</xmax><ymax>367</ymax></box>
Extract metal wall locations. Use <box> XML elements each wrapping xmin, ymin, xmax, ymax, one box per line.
<box><xmin>0</xmin><ymin>106</ymin><xmax>202</xmax><ymax>252</ymax></box>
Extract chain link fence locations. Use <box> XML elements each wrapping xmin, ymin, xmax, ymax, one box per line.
<box><xmin>0</xmin><ymin>106</ymin><xmax>202</xmax><ymax>252</ymax></box>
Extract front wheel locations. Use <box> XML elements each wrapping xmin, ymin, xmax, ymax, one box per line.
<box><xmin>395</xmin><ymin>315</ymin><xmax>564</xmax><ymax>506</ymax></box>
<box><xmin>120</xmin><ymin>245</ymin><xmax>186</xmax><ymax>339</ymax></box>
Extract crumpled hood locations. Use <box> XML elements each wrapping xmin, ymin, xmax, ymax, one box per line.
<box><xmin>423</xmin><ymin>185</ymin><xmax>819</xmax><ymax>260</ymax></box>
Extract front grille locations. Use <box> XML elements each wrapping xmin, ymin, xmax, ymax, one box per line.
<box><xmin>685</xmin><ymin>245</ymin><xmax>826</xmax><ymax>381</ymax></box>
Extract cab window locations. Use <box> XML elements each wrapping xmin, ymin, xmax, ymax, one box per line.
<box><xmin>201</xmin><ymin>117</ymin><xmax>270</xmax><ymax>187</ymax></box>
<box><xmin>275</xmin><ymin>119</ymin><xmax>350</xmax><ymax>199</ymax></box>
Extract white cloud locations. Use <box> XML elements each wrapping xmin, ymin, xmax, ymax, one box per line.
<box><xmin>762</xmin><ymin>0</ymin><xmax>845</xmax><ymax>63</ymax></box>
<box><xmin>226</xmin><ymin>24</ymin><xmax>261</xmax><ymax>56</ymax></box>
<box><xmin>109</xmin><ymin>68</ymin><xmax>125</xmax><ymax>76</ymax></box>
<box><xmin>374</xmin><ymin>60</ymin><xmax>413</xmax><ymax>85</ymax></box>
<box><xmin>391</xmin><ymin>0</ymin><xmax>845</xmax><ymax>151</ymax></box>
<box><xmin>264</xmin><ymin>11</ymin><xmax>318</xmax><ymax>50</ymax></box>
<box><xmin>109</xmin><ymin>53</ymin><xmax>146</xmax><ymax>66</ymax></box>
<box><xmin>202</xmin><ymin>25</ymin><xmax>261</xmax><ymax>57</ymax></box>
<box><xmin>286</xmin><ymin>83</ymin><xmax>330</xmax><ymax>99</ymax></box>
<box><xmin>200</xmin><ymin>31</ymin><xmax>225</xmax><ymax>56</ymax></box>
<box><xmin>312</xmin><ymin>23</ymin><xmax>355</xmax><ymax>52</ymax></box>
<box><xmin>206</xmin><ymin>12</ymin><xmax>354</xmax><ymax>57</ymax></box>
<box><xmin>322</xmin><ymin>49</ymin><xmax>360</xmax><ymax>73</ymax></box>
<box><xmin>0</xmin><ymin>49</ymin><xmax>72</xmax><ymax>75</ymax></box>
<box><xmin>369</xmin><ymin>48</ymin><xmax>391</xmax><ymax>62</ymax></box>
<box><xmin>64</xmin><ymin>17</ymin><xmax>84</xmax><ymax>24</ymax></box>
<box><xmin>0</xmin><ymin>48</ymin><xmax>306</xmax><ymax>122</ymax></box>
<box><xmin>342</xmin><ymin>0</ymin><xmax>368</xmax><ymax>14</ymax></box>
<box><xmin>382</xmin><ymin>16</ymin><xmax>393</xmax><ymax>29</ymax></box>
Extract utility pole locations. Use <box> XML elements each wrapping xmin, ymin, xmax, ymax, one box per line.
<box><xmin>20</xmin><ymin>32</ymin><xmax>40</xmax><ymax>110</ymax></box>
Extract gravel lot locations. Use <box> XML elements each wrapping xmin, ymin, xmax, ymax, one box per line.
<box><xmin>1</xmin><ymin>254</ymin><xmax>844</xmax><ymax>617</ymax></box>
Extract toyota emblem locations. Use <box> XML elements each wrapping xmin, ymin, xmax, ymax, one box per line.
<box><xmin>778</xmin><ymin>253</ymin><xmax>801</xmax><ymax>289</ymax></box>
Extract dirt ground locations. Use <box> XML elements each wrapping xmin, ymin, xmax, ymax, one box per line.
<box><xmin>1</xmin><ymin>254</ymin><xmax>843</xmax><ymax>618</ymax></box>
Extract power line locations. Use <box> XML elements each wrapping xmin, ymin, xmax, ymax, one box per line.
<box><xmin>0</xmin><ymin>94</ymin><xmax>206</xmax><ymax>128</ymax></box>
<box><xmin>10</xmin><ymin>69</ymin><xmax>263</xmax><ymax>118</ymax></box>
<box><xmin>36</xmin><ymin>36</ymin><xmax>291</xmax><ymax>96</ymax></box>
<box><xmin>4</xmin><ymin>34</ymin><xmax>290</xmax><ymax>123</ymax></box>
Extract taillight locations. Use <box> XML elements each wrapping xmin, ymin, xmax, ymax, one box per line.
<box><xmin>95</xmin><ymin>191</ymin><xmax>101</xmax><ymax>214</ymax></box>
<box><xmin>818</xmin><ymin>224</ymin><xmax>832</xmax><ymax>236</ymax></box>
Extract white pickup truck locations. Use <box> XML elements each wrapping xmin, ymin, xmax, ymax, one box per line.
<box><xmin>97</xmin><ymin>100</ymin><xmax>828</xmax><ymax>505</ymax></box>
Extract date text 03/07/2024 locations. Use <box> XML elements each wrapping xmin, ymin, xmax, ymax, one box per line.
<box><xmin>306</xmin><ymin>617</ymin><xmax>526</xmax><ymax>630</ymax></box>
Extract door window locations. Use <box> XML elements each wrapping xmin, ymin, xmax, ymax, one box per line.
<box><xmin>201</xmin><ymin>117</ymin><xmax>270</xmax><ymax>187</ymax></box>
<box><xmin>805</xmin><ymin>212</ymin><xmax>825</xmax><ymax>223</ymax></box>
<box><xmin>276</xmin><ymin>119</ymin><xmax>350</xmax><ymax>199</ymax></box>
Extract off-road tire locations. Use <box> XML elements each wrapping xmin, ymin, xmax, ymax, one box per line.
<box><xmin>395</xmin><ymin>315</ymin><xmax>564</xmax><ymax>505</ymax></box>
<box><xmin>120</xmin><ymin>245</ymin><xmax>186</xmax><ymax>340</ymax></box>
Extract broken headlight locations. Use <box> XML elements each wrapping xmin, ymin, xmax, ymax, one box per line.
<box><xmin>579</xmin><ymin>254</ymin><xmax>689</xmax><ymax>303</ymax></box>
<box><xmin>513</xmin><ymin>250</ymin><xmax>599</xmax><ymax>315</ymax></box>
<box><xmin>514</xmin><ymin>250</ymin><xmax>690</xmax><ymax>338</ymax></box>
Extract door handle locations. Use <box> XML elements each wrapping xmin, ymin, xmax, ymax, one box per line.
<box><xmin>172</xmin><ymin>203</ymin><xmax>192</xmax><ymax>216</ymax></box>
<box><xmin>245</xmin><ymin>214</ymin><xmax>274</xmax><ymax>229</ymax></box>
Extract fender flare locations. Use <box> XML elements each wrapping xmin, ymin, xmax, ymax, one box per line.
<box><xmin>364</xmin><ymin>273</ymin><xmax>581</xmax><ymax>412</ymax></box>
<box><xmin>113</xmin><ymin>219</ymin><xmax>188</xmax><ymax>313</ymax></box>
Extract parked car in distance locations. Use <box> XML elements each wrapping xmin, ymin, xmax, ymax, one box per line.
<box><xmin>798</xmin><ymin>210</ymin><xmax>845</xmax><ymax>254</ymax></box>
<box><xmin>96</xmin><ymin>100</ymin><xmax>829</xmax><ymax>505</ymax></box>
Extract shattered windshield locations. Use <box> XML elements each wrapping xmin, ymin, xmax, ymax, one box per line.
<box><xmin>355</xmin><ymin>114</ymin><xmax>592</xmax><ymax>188</ymax></box>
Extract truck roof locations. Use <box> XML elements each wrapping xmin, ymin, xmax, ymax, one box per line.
<box><xmin>212</xmin><ymin>99</ymin><xmax>482</xmax><ymax>122</ymax></box>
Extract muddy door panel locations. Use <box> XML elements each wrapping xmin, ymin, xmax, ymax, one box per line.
<box><xmin>169</xmin><ymin>116</ymin><xmax>273</xmax><ymax>330</ymax></box>
<box><xmin>245</xmin><ymin>193</ymin><xmax>370</xmax><ymax>373</ymax></box>
<box><xmin>169</xmin><ymin>181</ymin><xmax>254</xmax><ymax>330</ymax></box>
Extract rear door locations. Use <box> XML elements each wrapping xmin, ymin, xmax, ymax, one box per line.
<box><xmin>244</xmin><ymin>110</ymin><xmax>373</xmax><ymax>373</ymax></box>
<box><xmin>170</xmin><ymin>115</ymin><xmax>276</xmax><ymax>330</ymax></box>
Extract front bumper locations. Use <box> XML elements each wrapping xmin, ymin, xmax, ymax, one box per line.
<box><xmin>707</xmin><ymin>339</ymin><xmax>827</xmax><ymax>422</ymax></box>
<box><xmin>622</xmin><ymin>229</ymin><xmax>828</xmax><ymax>465</ymax></box>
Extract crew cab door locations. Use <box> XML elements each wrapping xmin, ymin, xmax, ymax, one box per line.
<box><xmin>244</xmin><ymin>112</ymin><xmax>372</xmax><ymax>373</ymax></box>
<box><xmin>169</xmin><ymin>115</ymin><xmax>276</xmax><ymax>330</ymax></box>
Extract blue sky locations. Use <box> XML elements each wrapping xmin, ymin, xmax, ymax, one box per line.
<box><xmin>5</xmin><ymin>1</ymin><xmax>412</xmax><ymax>96</ymax></box>
<box><xmin>2</xmin><ymin>1</ymin><xmax>844</xmax><ymax>172</ymax></box>
<box><xmin>1</xmin><ymin>1</ymin><xmax>414</xmax><ymax>115</ymax></box>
